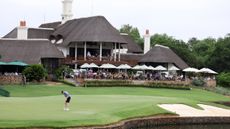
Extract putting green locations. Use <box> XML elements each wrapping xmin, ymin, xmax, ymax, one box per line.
<box><xmin>0</xmin><ymin>86</ymin><xmax>229</xmax><ymax>128</ymax></box>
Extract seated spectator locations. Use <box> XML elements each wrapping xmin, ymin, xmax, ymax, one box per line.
<box><xmin>87</xmin><ymin>51</ymin><xmax>91</xmax><ymax>57</ymax></box>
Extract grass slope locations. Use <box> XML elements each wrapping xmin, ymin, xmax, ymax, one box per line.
<box><xmin>0</xmin><ymin>84</ymin><xmax>229</xmax><ymax>128</ymax></box>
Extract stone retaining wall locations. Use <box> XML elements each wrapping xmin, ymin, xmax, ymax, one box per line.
<box><xmin>86</xmin><ymin>116</ymin><xmax>230</xmax><ymax>129</ymax></box>
<box><xmin>0</xmin><ymin>75</ymin><xmax>22</xmax><ymax>85</ymax></box>
<box><xmin>20</xmin><ymin>116</ymin><xmax>230</xmax><ymax>129</ymax></box>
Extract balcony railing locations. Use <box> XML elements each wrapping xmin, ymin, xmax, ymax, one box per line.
<box><xmin>61</xmin><ymin>56</ymin><xmax>138</xmax><ymax>66</ymax></box>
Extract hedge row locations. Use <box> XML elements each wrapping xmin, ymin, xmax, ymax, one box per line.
<box><xmin>84</xmin><ymin>80</ymin><xmax>132</xmax><ymax>86</ymax></box>
<box><xmin>84</xmin><ymin>80</ymin><xmax>191</xmax><ymax>90</ymax></box>
<box><xmin>58</xmin><ymin>80</ymin><xmax>77</xmax><ymax>87</ymax></box>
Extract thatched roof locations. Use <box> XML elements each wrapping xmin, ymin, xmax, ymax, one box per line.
<box><xmin>3</xmin><ymin>28</ymin><xmax>17</xmax><ymax>38</ymax></box>
<box><xmin>121</xmin><ymin>53</ymin><xmax>144</xmax><ymax>61</ymax></box>
<box><xmin>51</xmin><ymin>16</ymin><xmax>127</xmax><ymax>46</ymax></box>
<box><xmin>3</xmin><ymin>28</ymin><xmax>54</xmax><ymax>39</ymax></box>
<box><xmin>121</xmin><ymin>34</ymin><xmax>143</xmax><ymax>54</ymax></box>
<box><xmin>39</xmin><ymin>21</ymin><xmax>61</xmax><ymax>29</ymax></box>
<box><xmin>27</xmin><ymin>28</ymin><xmax>54</xmax><ymax>39</ymax></box>
<box><xmin>120</xmin><ymin>53</ymin><xmax>144</xmax><ymax>66</ymax></box>
<box><xmin>0</xmin><ymin>39</ymin><xmax>64</xmax><ymax>64</ymax></box>
<box><xmin>139</xmin><ymin>44</ymin><xmax>188</xmax><ymax>69</ymax></box>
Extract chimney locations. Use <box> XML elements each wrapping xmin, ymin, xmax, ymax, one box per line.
<box><xmin>17</xmin><ymin>21</ymin><xmax>28</xmax><ymax>39</ymax></box>
<box><xmin>20</xmin><ymin>21</ymin><xmax>26</xmax><ymax>27</ymax></box>
<box><xmin>144</xmin><ymin>29</ymin><xmax>150</xmax><ymax>54</ymax></box>
<box><xmin>61</xmin><ymin>0</ymin><xmax>73</xmax><ymax>24</ymax></box>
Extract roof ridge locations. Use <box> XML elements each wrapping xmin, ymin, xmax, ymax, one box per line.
<box><xmin>0</xmin><ymin>38</ymin><xmax>49</xmax><ymax>41</ymax></box>
<box><xmin>155</xmin><ymin>44</ymin><xmax>169</xmax><ymax>49</ymax></box>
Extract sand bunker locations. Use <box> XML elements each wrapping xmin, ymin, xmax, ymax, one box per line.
<box><xmin>158</xmin><ymin>104</ymin><xmax>230</xmax><ymax>117</ymax></box>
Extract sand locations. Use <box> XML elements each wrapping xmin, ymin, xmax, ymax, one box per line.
<box><xmin>158</xmin><ymin>104</ymin><xmax>230</xmax><ymax>117</ymax></box>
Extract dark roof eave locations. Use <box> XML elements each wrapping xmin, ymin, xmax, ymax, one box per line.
<box><xmin>57</xmin><ymin>41</ymin><xmax>127</xmax><ymax>47</ymax></box>
<box><xmin>41</xmin><ymin>57</ymin><xmax>65</xmax><ymax>59</ymax></box>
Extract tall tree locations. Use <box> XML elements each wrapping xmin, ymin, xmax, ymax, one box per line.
<box><xmin>208</xmin><ymin>36</ymin><xmax>230</xmax><ymax>72</ymax></box>
<box><xmin>187</xmin><ymin>37</ymin><xmax>216</xmax><ymax>68</ymax></box>
<box><xmin>150</xmin><ymin>33</ymin><xmax>198</xmax><ymax>67</ymax></box>
<box><xmin>119</xmin><ymin>24</ymin><xmax>143</xmax><ymax>48</ymax></box>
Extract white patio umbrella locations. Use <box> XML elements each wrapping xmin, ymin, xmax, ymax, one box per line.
<box><xmin>117</xmin><ymin>64</ymin><xmax>132</xmax><ymax>69</ymax></box>
<box><xmin>100</xmin><ymin>63</ymin><xmax>117</xmax><ymax>69</ymax></box>
<box><xmin>147</xmin><ymin>66</ymin><xmax>155</xmax><ymax>70</ymax></box>
<box><xmin>155</xmin><ymin>65</ymin><xmax>167</xmax><ymax>71</ymax></box>
<box><xmin>89</xmin><ymin>63</ymin><xmax>99</xmax><ymax>68</ymax></box>
<box><xmin>80</xmin><ymin>63</ymin><xmax>90</xmax><ymax>69</ymax></box>
<box><xmin>183</xmin><ymin>67</ymin><xmax>199</xmax><ymax>73</ymax></box>
<box><xmin>139</xmin><ymin>65</ymin><xmax>150</xmax><ymax>70</ymax></box>
<box><xmin>132</xmin><ymin>65</ymin><xmax>141</xmax><ymax>70</ymax></box>
<box><xmin>168</xmin><ymin>65</ymin><xmax>180</xmax><ymax>71</ymax></box>
<box><xmin>198</xmin><ymin>68</ymin><xmax>218</xmax><ymax>74</ymax></box>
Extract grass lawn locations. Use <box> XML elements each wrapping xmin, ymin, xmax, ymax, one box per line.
<box><xmin>0</xmin><ymin>84</ymin><xmax>229</xmax><ymax>128</ymax></box>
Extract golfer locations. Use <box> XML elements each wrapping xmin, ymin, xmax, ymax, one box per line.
<box><xmin>61</xmin><ymin>90</ymin><xmax>71</xmax><ymax>111</ymax></box>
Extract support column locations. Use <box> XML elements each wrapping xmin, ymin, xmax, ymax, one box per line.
<box><xmin>66</xmin><ymin>47</ymin><xmax>70</xmax><ymax>57</ymax></box>
<box><xmin>99</xmin><ymin>42</ymin><xmax>102</xmax><ymax>61</ymax></box>
<box><xmin>84</xmin><ymin>42</ymin><xmax>87</xmax><ymax>61</ymax></box>
<box><xmin>75</xmin><ymin>43</ymin><xmax>78</xmax><ymax>69</ymax></box>
<box><xmin>110</xmin><ymin>44</ymin><xmax>113</xmax><ymax>61</ymax></box>
<box><xmin>118</xmin><ymin>43</ymin><xmax>121</xmax><ymax>61</ymax></box>
<box><xmin>114</xmin><ymin>43</ymin><xmax>117</xmax><ymax>61</ymax></box>
<box><xmin>75</xmin><ymin>43</ymin><xmax>78</xmax><ymax>60</ymax></box>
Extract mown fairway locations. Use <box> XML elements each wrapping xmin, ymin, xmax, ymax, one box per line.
<box><xmin>0</xmin><ymin>84</ymin><xmax>229</xmax><ymax>128</ymax></box>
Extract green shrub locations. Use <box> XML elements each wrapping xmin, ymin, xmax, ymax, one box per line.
<box><xmin>58</xmin><ymin>80</ymin><xmax>76</xmax><ymax>87</ymax></box>
<box><xmin>54</xmin><ymin>65</ymin><xmax>73</xmax><ymax>80</ymax></box>
<box><xmin>192</xmin><ymin>78</ymin><xmax>206</xmax><ymax>86</ymax></box>
<box><xmin>0</xmin><ymin>87</ymin><xmax>10</xmax><ymax>97</ymax></box>
<box><xmin>148</xmin><ymin>83</ymin><xmax>191</xmax><ymax>90</ymax></box>
<box><xmin>22</xmin><ymin>64</ymin><xmax>47</xmax><ymax>82</ymax></box>
<box><xmin>204</xmin><ymin>86</ymin><xmax>230</xmax><ymax>96</ymax></box>
<box><xmin>217</xmin><ymin>72</ymin><xmax>230</xmax><ymax>87</ymax></box>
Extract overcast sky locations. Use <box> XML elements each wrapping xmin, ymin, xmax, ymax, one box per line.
<box><xmin>0</xmin><ymin>0</ymin><xmax>229</xmax><ymax>41</ymax></box>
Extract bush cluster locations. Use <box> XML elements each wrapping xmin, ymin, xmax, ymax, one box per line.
<box><xmin>192</xmin><ymin>78</ymin><xmax>206</xmax><ymax>87</ymax></box>
<box><xmin>54</xmin><ymin>65</ymin><xmax>73</xmax><ymax>80</ymax></box>
<box><xmin>217</xmin><ymin>72</ymin><xmax>230</xmax><ymax>87</ymax></box>
<box><xmin>58</xmin><ymin>80</ymin><xmax>76</xmax><ymax>87</ymax></box>
<box><xmin>22</xmin><ymin>64</ymin><xmax>47</xmax><ymax>82</ymax></box>
<box><xmin>204</xmin><ymin>86</ymin><xmax>230</xmax><ymax>96</ymax></box>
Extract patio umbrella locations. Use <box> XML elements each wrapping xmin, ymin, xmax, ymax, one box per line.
<box><xmin>0</xmin><ymin>61</ymin><xmax>7</xmax><ymax>65</ymax></box>
<box><xmin>5</xmin><ymin>61</ymin><xmax>28</xmax><ymax>73</ymax></box>
<box><xmin>155</xmin><ymin>65</ymin><xmax>167</xmax><ymax>71</ymax></box>
<box><xmin>89</xmin><ymin>63</ymin><xmax>99</xmax><ymax>68</ymax></box>
<box><xmin>168</xmin><ymin>65</ymin><xmax>180</xmax><ymax>71</ymax></box>
<box><xmin>198</xmin><ymin>68</ymin><xmax>218</xmax><ymax>74</ymax></box>
<box><xmin>147</xmin><ymin>66</ymin><xmax>155</xmax><ymax>70</ymax></box>
<box><xmin>139</xmin><ymin>65</ymin><xmax>149</xmax><ymax>70</ymax></box>
<box><xmin>117</xmin><ymin>64</ymin><xmax>132</xmax><ymax>69</ymax></box>
<box><xmin>100</xmin><ymin>63</ymin><xmax>117</xmax><ymax>69</ymax></box>
<box><xmin>80</xmin><ymin>63</ymin><xmax>90</xmax><ymax>69</ymax></box>
<box><xmin>183</xmin><ymin>67</ymin><xmax>199</xmax><ymax>73</ymax></box>
<box><xmin>7</xmin><ymin>61</ymin><xmax>28</xmax><ymax>66</ymax></box>
<box><xmin>132</xmin><ymin>65</ymin><xmax>141</xmax><ymax>70</ymax></box>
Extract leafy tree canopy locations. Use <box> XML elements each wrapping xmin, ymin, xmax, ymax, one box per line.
<box><xmin>119</xmin><ymin>24</ymin><xmax>144</xmax><ymax>48</ymax></box>
<box><xmin>208</xmin><ymin>35</ymin><xmax>230</xmax><ymax>72</ymax></box>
